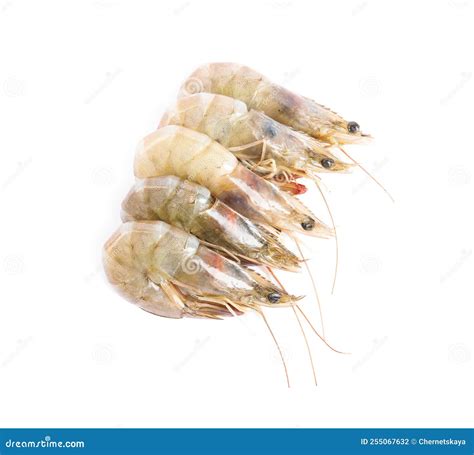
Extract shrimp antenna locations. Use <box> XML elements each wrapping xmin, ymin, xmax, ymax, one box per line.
<box><xmin>295</xmin><ymin>304</ymin><xmax>350</xmax><ymax>355</ymax></box>
<box><xmin>265</xmin><ymin>267</ymin><xmax>317</xmax><ymax>386</ymax></box>
<box><xmin>313</xmin><ymin>177</ymin><xmax>339</xmax><ymax>295</ymax></box>
<box><xmin>293</xmin><ymin>238</ymin><xmax>325</xmax><ymax>339</ymax></box>
<box><xmin>338</xmin><ymin>146</ymin><xmax>395</xmax><ymax>203</ymax></box>
<box><xmin>291</xmin><ymin>305</ymin><xmax>317</xmax><ymax>386</ymax></box>
<box><xmin>259</xmin><ymin>309</ymin><xmax>290</xmax><ymax>388</ymax></box>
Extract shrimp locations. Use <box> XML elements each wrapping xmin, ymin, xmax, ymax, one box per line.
<box><xmin>159</xmin><ymin>94</ymin><xmax>353</xmax><ymax>191</ymax></box>
<box><xmin>121</xmin><ymin>176</ymin><xmax>300</xmax><ymax>271</ymax></box>
<box><xmin>103</xmin><ymin>221</ymin><xmax>328</xmax><ymax>386</ymax></box>
<box><xmin>134</xmin><ymin>125</ymin><xmax>333</xmax><ymax>238</ymax></box>
<box><xmin>103</xmin><ymin>221</ymin><xmax>298</xmax><ymax>319</ymax></box>
<box><xmin>178</xmin><ymin>63</ymin><xmax>370</xmax><ymax>145</ymax></box>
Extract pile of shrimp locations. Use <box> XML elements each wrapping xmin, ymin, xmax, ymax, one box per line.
<box><xmin>103</xmin><ymin>63</ymin><xmax>387</xmax><ymax>386</ymax></box>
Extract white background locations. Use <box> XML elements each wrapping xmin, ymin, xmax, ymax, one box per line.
<box><xmin>0</xmin><ymin>0</ymin><xmax>473</xmax><ymax>428</ymax></box>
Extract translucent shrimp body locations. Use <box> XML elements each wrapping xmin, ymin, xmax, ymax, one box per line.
<box><xmin>159</xmin><ymin>93</ymin><xmax>353</xmax><ymax>181</ymax></box>
<box><xmin>121</xmin><ymin>176</ymin><xmax>300</xmax><ymax>271</ymax></box>
<box><xmin>134</xmin><ymin>125</ymin><xmax>333</xmax><ymax>238</ymax></box>
<box><xmin>103</xmin><ymin>221</ymin><xmax>297</xmax><ymax>319</ymax></box>
<box><xmin>178</xmin><ymin>63</ymin><xmax>369</xmax><ymax>145</ymax></box>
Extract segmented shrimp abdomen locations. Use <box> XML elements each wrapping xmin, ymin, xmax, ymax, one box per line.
<box><xmin>103</xmin><ymin>223</ymin><xmax>187</xmax><ymax>319</ymax></box>
<box><xmin>179</xmin><ymin>63</ymin><xmax>263</xmax><ymax>103</ymax></box>
<box><xmin>105</xmin><ymin>221</ymin><xmax>232</xmax><ymax>298</ymax></box>
<box><xmin>160</xmin><ymin>93</ymin><xmax>249</xmax><ymax>146</ymax></box>
<box><xmin>121</xmin><ymin>176</ymin><xmax>179</xmax><ymax>222</ymax></box>
<box><xmin>134</xmin><ymin>125</ymin><xmax>238</xmax><ymax>193</ymax></box>
<box><xmin>121</xmin><ymin>176</ymin><xmax>213</xmax><ymax>233</ymax></box>
<box><xmin>178</xmin><ymin>63</ymin><xmax>297</xmax><ymax>132</ymax></box>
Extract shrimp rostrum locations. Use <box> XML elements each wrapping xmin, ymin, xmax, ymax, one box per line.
<box><xmin>159</xmin><ymin>94</ymin><xmax>353</xmax><ymax>191</ymax></box>
<box><xmin>121</xmin><ymin>176</ymin><xmax>300</xmax><ymax>271</ymax></box>
<box><xmin>103</xmin><ymin>221</ymin><xmax>298</xmax><ymax>319</ymax></box>
<box><xmin>178</xmin><ymin>63</ymin><xmax>370</xmax><ymax>145</ymax></box>
<box><xmin>134</xmin><ymin>125</ymin><xmax>333</xmax><ymax>238</ymax></box>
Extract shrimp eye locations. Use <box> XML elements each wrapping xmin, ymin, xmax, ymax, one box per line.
<box><xmin>267</xmin><ymin>292</ymin><xmax>281</xmax><ymax>303</ymax></box>
<box><xmin>347</xmin><ymin>121</ymin><xmax>360</xmax><ymax>134</ymax></box>
<box><xmin>301</xmin><ymin>218</ymin><xmax>315</xmax><ymax>231</ymax></box>
<box><xmin>321</xmin><ymin>158</ymin><xmax>335</xmax><ymax>169</ymax></box>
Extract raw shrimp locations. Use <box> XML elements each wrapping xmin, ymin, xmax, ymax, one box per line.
<box><xmin>103</xmin><ymin>221</ymin><xmax>329</xmax><ymax>386</ymax></box>
<box><xmin>103</xmin><ymin>221</ymin><xmax>298</xmax><ymax>319</ymax></box>
<box><xmin>159</xmin><ymin>94</ymin><xmax>353</xmax><ymax>190</ymax></box>
<box><xmin>134</xmin><ymin>125</ymin><xmax>333</xmax><ymax>238</ymax></box>
<box><xmin>178</xmin><ymin>63</ymin><xmax>370</xmax><ymax>145</ymax></box>
<box><xmin>121</xmin><ymin>176</ymin><xmax>300</xmax><ymax>271</ymax></box>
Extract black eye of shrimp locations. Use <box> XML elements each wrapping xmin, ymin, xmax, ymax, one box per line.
<box><xmin>267</xmin><ymin>292</ymin><xmax>281</xmax><ymax>303</ymax></box>
<box><xmin>347</xmin><ymin>121</ymin><xmax>360</xmax><ymax>134</ymax></box>
<box><xmin>321</xmin><ymin>158</ymin><xmax>335</xmax><ymax>169</ymax></box>
<box><xmin>301</xmin><ymin>218</ymin><xmax>315</xmax><ymax>231</ymax></box>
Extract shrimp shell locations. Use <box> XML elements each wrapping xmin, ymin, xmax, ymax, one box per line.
<box><xmin>121</xmin><ymin>176</ymin><xmax>300</xmax><ymax>271</ymax></box>
<box><xmin>160</xmin><ymin>93</ymin><xmax>353</xmax><ymax>182</ymax></box>
<box><xmin>178</xmin><ymin>63</ymin><xmax>369</xmax><ymax>145</ymax></box>
<box><xmin>103</xmin><ymin>221</ymin><xmax>298</xmax><ymax>319</ymax></box>
<box><xmin>134</xmin><ymin>125</ymin><xmax>333</xmax><ymax>238</ymax></box>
